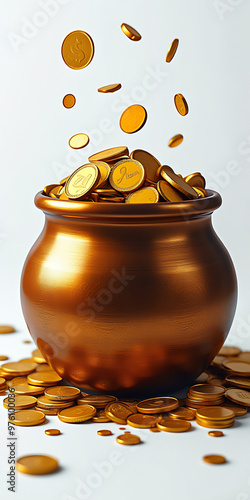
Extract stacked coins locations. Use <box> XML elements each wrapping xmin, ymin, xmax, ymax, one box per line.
<box><xmin>186</xmin><ymin>384</ymin><xmax>226</xmax><ymax>408</ymax></box>
<box><xmin>196</xmin><ymin>407</ymin><xmax>235</xmax><ymax>429</ymax></box>
<box><xmin>43</xmin><ymin>146</ymin><xmax>208</xmax><ymax>204</ymax></box>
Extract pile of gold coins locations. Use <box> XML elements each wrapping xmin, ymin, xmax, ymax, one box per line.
<box><xmin>43</xmin><ymin>146</ymin><xmax>207</xmax><ymax>204</ymax></box>
<box><xmin>0</xmin><ymin>327</ymin><xmax>250</xmax><ymax>473</ymax></box>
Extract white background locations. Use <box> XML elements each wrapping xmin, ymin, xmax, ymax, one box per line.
<box><xmin>1</xmin><ymin>0</ymin><xmax>250</xmax><ymax>499</ymax></box>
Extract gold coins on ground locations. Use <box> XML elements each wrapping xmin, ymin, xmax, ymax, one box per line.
<box><xmin>62</xmin><ymin>30</ymin><xmax>94</xmax><ymax>70</ymax></box>
<box><xmin>1</xmin><ymin>362</ymin><xmax>37</xmax><ymax>376</ymax></box>
<box><xmin>3</xmin><ymin>395</ymin><xmax>37</xmax><ymax>410</ymax></box>
<box><xmin>218</xmin><ymin>346</ymin><xmax>241</xmax><ymax>357</ymax></box>
<box><xmin>157</xmin><ymin>417</ymin><xmax>191</xmax><ymax>433</ymax></box>
<box><xmin>16</xmin><ymin>455</ymin><xmax>58</xmax><ymax>475</ymax></box>
<box><xmin>225</xmin><ymin>388</ymin><xmax>250</xmax><ymax>407</ymax></box>
<box><xmin>168</xmin><ymin>134</ymin><xmax>183</xmax><ymax>148</ymax></box>
<box><xmin>166</xmin><ymin>38</ymin><xmax>179</xmax><ymax>63</ymax></box>
<box><xmin>27</xmin><ymin>371</ymin><xmax>62</xmax><ymax>386</ymax></box>
<box><xmin>189</xmin><ymin>384</ymin><xmax>226</xmax><ymax>399</ymax></box>
<box><xmin>36</xmin><ymin>395</ymin><xmax>74</xmax><ymax>410</ymax></box>
<box><xmin>69</xmin><ymin>133</ymin><xmax>89</xmax><ymax>150</ymax></box>
<box><xmin>169</xmin><ymin>407</ymin><xmax>196</xmax><ymax>421</ymax></box>
<box><xmin>14</xmin><ymin>383</ymin><xmax>45</xmax><ymax>396</ymax></box>
<box><xmin>222</xmin><ymin>403</ymin><xmax>247</xmax><ymax>417</ymax></box>
<box><xmin>157</xmin><ymin>180</ymin><xmax>186</xmax><ymax>202</ymax></box>
<box><xmin>98</xmin><ymin>84</ymin><xmax>122</xmax><ymax>93</ymax></box>
<box><xmin>77</xmin><ymin>394</ymin><xmax>117</xmax><ymax>408</ymax></box>
<box><xmin>0</xmin><ymin>355</ymin><xmax>8</xmax><ymax>361</ymax></box>
<box><xmin>92</xmin><ymin>410</ymin><xmax>111</xmax><ymax>423</ymax></box>
<box><xmin>65</xmin><ymin>164</ymin><xmax>100</xmax><ymax>200</ymax></box>
<box><xmin>125</xmin><ymin>186</ymin><xmax>159</xmax><ymax>204</ymax></box>
<box><xmin>0</xmin><ymin>377</ymin><xmax>7</xmax><ymax>388</ymax></box>
<box><xmin>137</xmin><ymin>397</ymin><xmax>179</xmax><ymax>414</ymax></box>
<box><xmin>45</xmin><ymin>429</ymin><xmax>61</xmax><ymax>436</ymax></box>
<box><xmin>44</xmin><ymin>386</ymin><xmax>81</xmax><ymax>401</ymax></box>
<box><xmin>130</xmin><ymin>149</ymin><xmax>161</xmax><ymax>184</ymax></box>
<box><xmin>196</xmin><ymin>406</ymin><xmax>235</xmax><ymax>429</ymax></box>
<box><xmin>160</xmin><ymin>166</ymin><xmax>198</xmax><ymax>199</ymax></box>
<box><xmin>208</xmin><ymin>431</ymin><xmax>224</xmax><ymax>437</ymax></box>
<box><xmin>97</xmin><ymin>429</ymin><xmax>112</xmax><ymax>436</ymax></box>
<box><xmin>0</xmin><ymin>325</ymin><xmax>15</xmax><ymax>334</ymax></box>
<box><xmin>32</xmin><ymin>349</ymin><xmax>46</xmax><ymax>364</ymax></box>
<box><xmin>10</xmin><ymin>410</ymin><xmax>46</xmax><ymax>426</ymax></box>
<box><xmin>225</xmin><ymin>376</ymin><xmax>250</xmax><ymax>390</ymax></box>
<box><xmin>89</xmin><ymin>146</ymin><xmax>129</xmax><ymax>164</ymax></box>
<box><xmin>116</xmin><ymin>433</ymin><xmax>141</xmax><ymax>445</ymax></box>
<box><xmin>184</xmin><ymin>173</ymin><xmax>206</xmax><ymax>189</ymax></box>
<box><xmin>63</xmin><ymin>94</ymin><xmax>76</xmax><ymax>108</ymax></box>
<box><xmin>203</xmin><ymin>454</ymin><xmax>226</xmax><ymax>465</ymax></box>
<box><xmin>120</xmin><ymin>105</ymin><xmax>147</xmax><ymax>134</ymax></box>
<box><xmin>58</xmin><ymin>405</ymin><xmax>96</xmax><ymax>423</ymax></box>
<box><xmin>109</xmin><ymin>159</ymin><xmax>145</xmax><ymax>193</ymax></box>
<box><xmin>121</xmin><ymin>23</ymin><xmax>141</xmax><ymax>41</ymax></box>
<box><xmin>127</xmin><ymin>413</ymin><xmax>161</xmax><ymax>428</ymax></box>
<box><xmin>174</xmin><ymin>93</ymin><xmax>189</xmax><ymax>116</ymax></box>
<box><xmin>222</xmin><ymin>360</ymin><xmax>250</xmax><ymax>376</ymax></box>
<box><xmin>105</xmin><ymin>402</ymin><xmax>133</xmax><ymax>424</ymax></box>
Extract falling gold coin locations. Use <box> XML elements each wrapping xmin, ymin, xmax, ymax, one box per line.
<box><xmin>97</xmin><ymin>429</ymin><xmax>112</xmax><ymax>436</ymax></box>
<box><xmin>169</xmin><ymin>407</ymin><xmax>196</xmax><ymax>421</ymax></box>
<box><xmin>63</xmin><ymin>94</ymin><xmax>76</xmax><ymax>108</ymax></box>
<box><xmin>1</xmin><ymin>362</ymin><xmax>37</xmax><ymax>376</ymax></box>
<box><xmin>0</xmin><ymin>325</ymin><xmax>15</xmax><ymax>334</ymax></box>
<box><xmin>109</xmin><ymin>159</ymin><xmax>145</xmax><ymax>193</ymax></box>
<box><xmin>45</xmin><ymin>429</ymin><xmax>61</xmax><ymax>436</ymax></box>
<box><xmin>16</xmin><ymin>455</ymin><xmax>58</xmax><ymax>475</ymax></box>
<box><xmin>168</xmin><ymin>134</ymin><xmax>183</xmax><ymax>148</ymax></box>
<box><xmin>125</xmin><ymin>186</ymin><xmax>159</xmax><ymax>204</ymax></box>
<box><xmin>121</xmin><ymin>23</ymin><xmax>141</xmax><ymax>41</ymax></box>
<box><xmin>10</xmin><ymin>409</ymin><xmax>46</xmax><ymax>426</ymax></box>
<box><xmin>130</xmin><ymin>149</ymin><xmax>161</xmax><ymax>184</ymax></box>
<box><xmin>174</xmin><ymin>93</ymin><xmax>189</xmax><ymax>116</ymax></box>
<box><xmin>44</xmin><ymin>386</ymin><xmax>81</xmax><ymax>401</ymax></box>
<box><xmin>90</xmin><ymin>161</ymin><xmax>111</xmax><ymax>189</ymax></box>
<box><xmin>27</xmin><ymin>371</ymin><xmax>62</xmax><ymax>387</ymax></box>
<box><xmin>65</xmin><ymin>164</ymin><xmax>100</xmax><ymax>200</ymax></box>
<box><xmin>77</xmin><ymin>394</ymin><xmax>117</xmax><ymax>408</ymax></box>
<box><xmin>58</xmin><ymin>405</ymin><xmax>96</xmax><ymax>423</ymax></box>
<box><xmin>157</xmin><ymin>417</ymin><xmax>191</xmax><ymax>433</ymax></box>
<box><xmin>62</xmin><ymin>30</ymin><xmax>94</xmax><ymax>70</ymax></box>
<box><xmin>203</xmin><ymin>454</ymin><xmax>226</xmax><ymax>465</ymax></box>
<box><xmin>184</xmin><ymin>172</ymin><xmax>206</xmax><ymax>189</ymax></box>
<box><xmin>127</xmin><ymin>413</ymin><xmax>161</xmax><ymax>428</ymax></box>
<box><xmin>69</xmin><ymin>133</ymin><xmax>89</xmax><ymax>150</ymax></box>
<box><xmin>225</xmin><ymin>388</ymin><xmax>250</xmax><ymax>407</ymax></box>
<box><xmin>166</xmin><ymin>38</ymin><xmax>179</xmax><ymax>63</ymax></box>
<box><xmin>32</xmin><ymin>349</ymin><xmax>46</xmax><ymax>364</ymax></box>
<box><xmin>116</xmin><ymin>433</ymin><xmax>141</xmax><ymax>445</ymax></box>
<box><xmin>157</xmin><ymin>180</ymin><xmax>186</xmax><ymax>202</ymax></box>
<box><xmin>208</xmin><ymin>431</ymin><xmax>224</xmax><ymax>437</ymax></box>
<box><xmin>98</xmin><ymin>83</ymin><xmax>122</xmax><ymax>93</ymax></box>
<box><xmin>3</xmin><ymin>395</ymin><xmax>37</xmax><ymax>410</ymax></box>
<box><xmin>160</xmin><ymin>166</ymin><xmax>198</xmax><ymax>199</ymax></box>
<box><xmin>120</xmin><ymin>104</ymin><xmax>147</xmax><ymax>134</ymax></box>
<box><xmin>137</xmin><ymin>397</ymin><xmax>179</xmax><ymax>414</ymax></box>
<box><xmin>222</xmin><ymin>360</ymin><xmax>250</xmax><ymax>376</ymax></box>
<box><xmin>89</xmin><ymin>146</ymin><xmax>129</xmax><ymax>164</ymax></box>
<box><xmin>105</xmin><ymin>402</ymin><xmax>133</xmax><ymax>424</ymax></box>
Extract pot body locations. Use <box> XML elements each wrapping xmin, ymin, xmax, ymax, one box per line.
<box><xmin>21</xmin><ymin>191</ymin><xmax>237</xmax><ymax>396</ymax></box>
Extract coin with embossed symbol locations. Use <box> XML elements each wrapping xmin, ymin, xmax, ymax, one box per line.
<box><xmin>137</xmin><ymin>397</ymin><xmax>179</xmax><ymax>414</ymax></box>
<box><xmin>62</xmin><ymin>30</ymin><xmax>94</xmax><ymax>70</ymax></box>
<box><xmin>109</xmin><ymin>159</ymin><xmax>145</xmax><ymax>193</ymax></box>
<box><xmin>65</xmin><ymin>164</ymin><xmax>100</xmax><ymax>200</ymax></box>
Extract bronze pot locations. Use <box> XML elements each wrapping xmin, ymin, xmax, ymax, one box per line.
<box><xmin>21</xmin><ymin>190</ymin><xmax>237</xmax><ymax>397</ymax></box>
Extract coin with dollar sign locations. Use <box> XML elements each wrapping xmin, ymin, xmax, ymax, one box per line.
<box><xmin>61</xmin><ymin>30</ymin><xmax>94</xmax><ymax>70</ymax></box>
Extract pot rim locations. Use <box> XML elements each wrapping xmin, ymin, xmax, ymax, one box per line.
<box><xmin>35</xmin><ymin>190</ymin><xmax>222</xmax><ymax>221</ymax></box>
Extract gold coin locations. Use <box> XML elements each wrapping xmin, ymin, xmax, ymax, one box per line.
<box><xmin>127</xmin><ymin>413</ymin><xmax>161</xmax><ymax>428</ymax></box>
<box><xmin>157</xmin><ymin>417</ymin><xmax>191</xmax><ymax>433</ymax></box>
<box><xmin>150</xmin><ymin>427</ymin><xmax>161</xmax><ymax>433</ymax></box>
<box><xmin>211</xmin><ymin>355</ymin><xmax>227</xmax><ymax>368</ymax></box>
<box><xmin>44</xmin><ymin>386</ymin><xmax>81</xmax><ymax>401</ymax></box>
<box><xmin>90</xmin><ymin>161</ymin><xmax>111</xmax><ymax>188</ymax></box>
<box><xmin>208</xmin><ymin>430</ymin><xmax>224</xmax><ymax>437</ymax></box>
<box><xmin>89</xmin><ymin>146</ymin><xmax>129</xmax><ymax>164</ymax></box>
<box><xmin>68</xmin><ymin>133</ymin><xmax>89</xmax><ymax>150</ymax></box>
<box><xmin>196</xmin><ymin>406</ymin><xmax>235</xmax><ymax>421</ymax></box>
<box><xmin>169</xmin><ymin>407</ymin><xmax>196</xmax><ymax>421</ymax></box>
<box><xmin>125</xmin><ymin>186</ymin><xmax>159</xmax><ymax>204</ymax></box>
<box><xmin>16</xmin><ymin>455</ymin><xmax>58</xmax><ymax>475</ymax></box>
<box><xmin>137</xmin><ymin>397</ymin><xmax>179</xmax><ymax>414</ymax></box>
<box><xmin>65</xmin><ymin>164</ymin><xmax>100</xmax><ymax>200</ymax></box>
<box><xmin>0</xmin><ymin>376</ymin><xmax>6</xmax><ymax>387</ymax></box>
<box><xmin>77</xmin><ymin>394</ymin><xmax>117</xmax><ymax>408</ymax></box>
<box><xmin>222</xmin><ymin>403</ymin><xmax>247</xmax><ymax>417</ymax></box>
<box><xmin>189</xmin><ymin>384</ymin><xmax>226</xmax><ymax>400</ymax></box>
<box><xmin>59</xmin><ymin>189</ymin><xmax>70</xmax><ymax>201</ymax></box>
<box><xmin>120</xmin><ymin>104</ymin><xmax>147</xmax><ymax>134</ymax></box>
<box><xmin>109</xmin><ymin>159</ymin><xmax>145</xmax><ymax>193</ymax></box>
<box><xmin>92</xmin><ymin>410</ymin><xmax>111</xmax><ymax>423</ymax></box>
<box><xmin>45</xmin><ymin>429</ymin><xmax>61</xmax><ymax>436</ymax></box>
<box><xmin>186</xmin><ymin>398</ymin><xmax>224</xmax><ymax>408</ymax></box>
<box><xmin>36</xmin><ymin>364</ymin><xmax>55</xmax><ymax>372</ymax></box>
<box><xmin>43</xmin><ymin>184</ymin><xmax>59</xmax><ymax>197</ymax></box>
<box><xmin>0</xmin><ymin>356</ymin><xmax>8</xmax><ymax>361</ymax></box>
<box><xmin>166</xmin><ymin>38</ymin><xmax>179</xmax><ymax>63</ymax></box>
<box><xmin>203</xmin><ymin>454</ymin><xmax>226</xmax><ymax>465</ymax></box>
<box><xmin>225</xmin><ymin>375</ymin><xmax>250</xmax><ymax>390</ymax></box>
<box><xmin>184</xmin><ymin>172</ymin><xmax>206</xmax><ymax>189</ymax></box>
<box><xmin>98</xmin><ymin>83</ymin><xmax>122</xmax><ymax>93</ymax></box>
<box><xmin>157</xmin><ymin>180</ymin><xmax>187</xmax><ymax>202</ymax></box>
<box><xmin>160</xmin><ymin>166</ymin><xmax>198</xmax><ymax>199</ymax></box>
<box><xmin>121</xmin><ymin>23</ymin><xmax>141</xmax><ymax>41</ymax></box>
<box><xmin>10</xmin><ymin>409</ymin><xmax>46</xmax><ymax>426</ymax></box>
<box><xmin>119</xmin><ymin>401</ymin><xmax>138</xmax><ymax>414</ymax></box>
<box><xmin>168</xmin><ymin>134</ymin><xmax>183</xmax><ymax>148</ymax></box>
<box><xmin>195</xmin><ymin>373</ymin><xmax>209</xmax><ymax>384</ymax></box>
<box><xmin>225</xmin><ymin>388</ymin><xmax>250</xmax><ymax>407</ymax></box>
<box><xmin>94</xmin><ymin>188</ymin><xmax>120</xmax><ymax>197</ymax></box>
<box><xmin>174</xmin><ymin>93</ymin><xmax>189</xmax><ymax>116</ymax></box>
<box><xmin>58</xmin><ymin>404</ymin><xmax>96</xmax><ymax>423</ymax></box>
<box><xmin>196</xmin><ymin>417</ymin><xmax>235</xmax><ymax>429</ymax></box>
<box><xmin>105</xmin><ymin>402</ymin><xmax>133</xmax><ymax>424</ymax></box>
<box><xmin>32</xmin><ymin>349</ymin><xmax>46</xmax><ymax>364</ymax></box>
<box><xmin>238</xmin><ymin>352</ymin><xmax>250</xmax><ymax>363</ymax></box>
<box><xmin>48</xmin><ymin>185</ymin><xmax>63</xmax><ymax>198</ymax></box>
<box><xmin>36</xmin><ymin>395</ymin><xmax>75</xmax><ymax>409</ymax></box>
<box><xmin>36</xmin><ymin>407</ymin><xmax>58</xmax><ymax>415</ymax></box>
<box><xmin>222</xmin><ymin>360</ymin><xmax>250</xmax><ymax>376</ymax></box>
<box><xmin>193</xmin><ymin>187</ymin><xmax>208</xmax><ymax>198</ymax></box>
<box><xmin>130</xmin><ymin>149</ymin><xmax>161</xmax><ymax>184</ymax></box>
<box><xmin>3</xmin><ymin>395</ymin><xmax>37</xmax><ymax>410</ymax></box>
<box><xmin>1</xmin><ymin>362</ymin><xmax>37</xmax><ymax>376</ymax></box>
<box><xmin>27</xmin><ymin>372</ymin><xmax>62</xmax><ymax>387</ymax></box>
<box><xmin>0</xmin><ymin>325</ymin><xmax>15</xmax><ymax>334</ymax></box>
<box><xmin>14</xmin><ymin>383</ymin><xmax>45</xmax><ymax>396</ymax></box>
<box><xmin>97</xmin><ymin>429</ymin><xmax>112</xmax><ymax>436</ymax></box>
<box><xmin>62</xmin><ymin>30</ymin><xmax>94</xmax><ymax>70</ymax></box>
<box><xmin>63</xmin><ymin>94</ymin><xmax>76</xmax><ymax>108</ymax></box>
<box><xmin>206</xmin><ymin>377</ymin><xmax>225</xmax><ymax>387</ymax></box>
<box><xmin>116</xmin><ymin>433</ymin><xmax>141</xmax><ymax>445</ymax></box>
<box><xmin>219</xmin><ymin>345</ymin><xmax>242</xmax><ymax>356</ymax></box>
<box><xmin>60</xmin><ymin>175</ymin><xmax>70</xmax><ymax>185</ymax></box>
<box><xmin>7</xmin><ymin>376</ymin><xmax>28</xmax><ymax>386</ymax></box>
